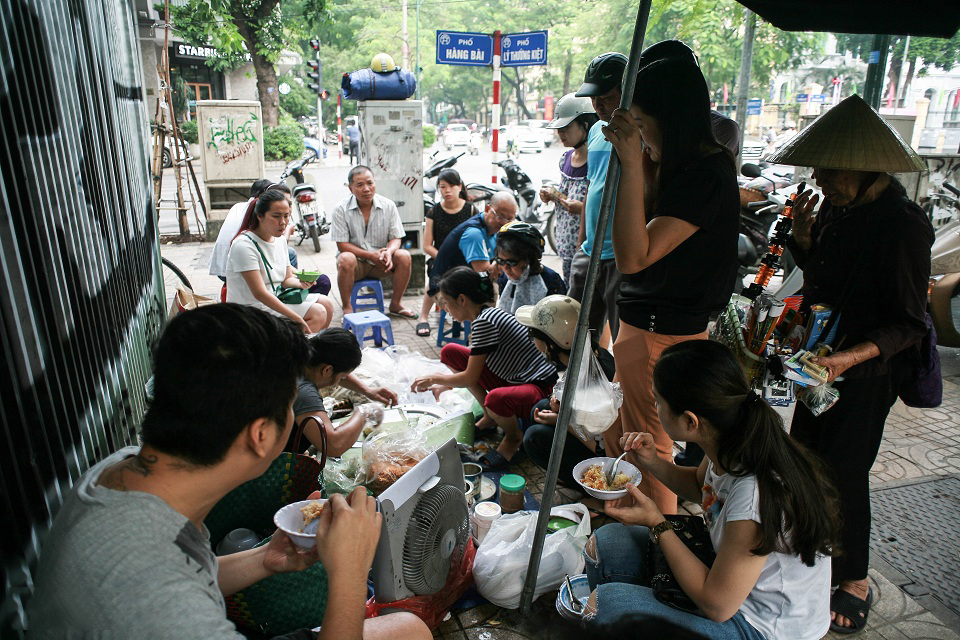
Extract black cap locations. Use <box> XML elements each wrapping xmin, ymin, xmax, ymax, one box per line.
<box><xmin>637</xmin><ymin>40</ymin><xmax>699</xmax><ymax>71</ymax></box>
<box><xmin>576</xmin><ymin>52</ymin><xmax>627</xmax><ymax>97</ymax></box>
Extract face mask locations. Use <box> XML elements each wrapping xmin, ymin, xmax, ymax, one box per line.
<box><xmin>508</xmin><ymin>264</ymin><xmax>531</xmax><ymax>283</ymax></box>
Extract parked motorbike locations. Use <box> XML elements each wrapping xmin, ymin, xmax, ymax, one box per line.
<box><xmin>466</xmin><ymin>158</ymin><xmax>557</xmax><ymax>253</ymax></box>
<box><xmin>279</xmin><ymin>138</ymin><xmax>329</xmax><ymax>252</ymax></box>
<box><xmin>929</xmin><ymin>190</ymin><xmax>960</xmax><ymax>347</ymax></box>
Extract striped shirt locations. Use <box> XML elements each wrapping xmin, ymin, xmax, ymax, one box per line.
<box><xmin>470</xmin><ymin>306</ymin><xmax>557</xmax><ymax>385</ymax></box>
<box><xmin>331</xmin><ymin>193</ymin><xmax>405</xmax><ymax>260</ymax></box>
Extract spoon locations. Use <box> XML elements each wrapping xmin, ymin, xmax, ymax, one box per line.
<box><xmin>604</xmin><ymin>452</ymin><xmax>628</xmax><ymax>487</ymax></box>
<box><xmin>564</xmin><ymin>575</ymin><xmax>582</xmax><ymax>612</ymax></box>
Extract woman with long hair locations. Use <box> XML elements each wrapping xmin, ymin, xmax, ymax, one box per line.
<box><xmin>226</xmin><ymin>189</ymin><xmax>334</xmax><ymax>333</ymax></box>
<box><xmin>416</xmin><ymin>168</ymin><xmax>476</xmax><ymax>336</ymax></box>
<box><xmin>584</xmin><ymin>340</ymin><xmax>840</xmax><ymax>639</ymax></box>
<box><xmin>602</xmin><ymin>42</ymin><xmax>740</xmax><ymax>513</ymax></box>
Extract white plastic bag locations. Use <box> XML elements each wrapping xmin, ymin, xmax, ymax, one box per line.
<box><xmin>554</xmin><ymin>341</ymin><xmax>622</xmax><ymax>438</ymax></box>
<box><xmin>472</xmin><ymin>504</ymin><xmax>590</xmax><ymax>609</ymax></box>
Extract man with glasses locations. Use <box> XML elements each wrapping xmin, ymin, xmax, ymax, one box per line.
<box><xmin>425</xmin><ymin>191</ymin><xmax>518</xmax><ymax>300</ymax></box>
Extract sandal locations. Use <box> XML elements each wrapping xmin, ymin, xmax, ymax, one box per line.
<box><xmin>415</xmin><ymin>322</ymin><xmax>430</xmax><ymax>337</ymax></box>
<box><xmin>479</xmin><ymin>450</ymin><xmax>511</xmax><ymax>471</ymax></box>
<box><xmin>829</xmin><ymin>587</ymin><xmax>873</xmax><ymax>634</ymax></box>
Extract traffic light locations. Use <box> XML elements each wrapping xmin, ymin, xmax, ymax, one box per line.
<box><xmin>307</xmin><ymin>60</ymin><xmax>321</xmax><ymax>93</ymax></box>
<box><xmin>309</xmin><ymin>39</ymin><xmax>320</xmax><ymax>52</ymax></box>
<box><xmin>320</xmin><ymin>90</ymin><xmax>330</xmax><ymax>100</ymax></box>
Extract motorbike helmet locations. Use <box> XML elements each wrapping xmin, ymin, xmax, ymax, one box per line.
<box><xmin>497</xmin><ymin>221</ymin><xmax>545</xmax><ymax>256</ymax></box>
<box><xmin>545</xmin><ymin>93</ymin><xmax>596</xmax><ymax>129</ymax></box>
<box><xmin>576</xmin><ymin>52</ymin><xmax>627</xmax><ymax>97</ymax></box>
<box><xmin>515</xmin><ymin>295</ymin><xmax>580</xmax><ymax>350</ymax></box>
<box><xmin>371</xmin><ymin>53</ymin><xmax>397</xmax><ymax>73</ymax></box>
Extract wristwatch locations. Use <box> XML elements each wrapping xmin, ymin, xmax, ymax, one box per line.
<box><xmin>649</xmin><ymin>520</ymin><xmax>675</xmax><ymax>545</ymax></box>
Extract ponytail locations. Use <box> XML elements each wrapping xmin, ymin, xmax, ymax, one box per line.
<box><xmin>653</xmin><ymin>341</ymin><xmax>840</xmax><ymax>565</ymax></box>
<box><xmin>438</xmin><ymin>266</ymin><xmax>495</xmax><ymax>305</ymax></box>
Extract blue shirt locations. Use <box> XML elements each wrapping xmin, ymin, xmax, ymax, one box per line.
<box><xmin>429</xmin><ymin>214</ymin><xmax>497</xmax><ymax>293</ymax></box>
<box><xmin>346</xmin><ymin>125</ymin><xmax>360</xmax><ymax>143</ymax></box>
<box><xmin>582</xmin><ymin>121</ymin><xmax>617</xmax><ymax>260</ymax></box>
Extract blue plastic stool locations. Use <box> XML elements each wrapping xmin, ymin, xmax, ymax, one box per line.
<box><xmin>350</xmin><ymin>278</ymin><xmax>385</xmax><ymax>313</ymax></box>
<box><xmin>343</xmin><ymin>310</ymin><xmax>394</xmax><ymax>348</ymax></box>
<box><xmin>436</xmin><ymin>310</ymin><xmax>470</xmax><ymax>347</ymax></box>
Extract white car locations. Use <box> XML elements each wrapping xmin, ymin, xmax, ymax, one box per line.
<box><xmin>513</xmin><ymin>127</ymin><xmax>545</xmax><ymax>153</ymax></box>
<box><xmin>442</xmin><ymin>124</ymin><xmax>471</xmax><ymax>150</ymax></box>
<box><xmin>521</xmin><ymin>119</ymin><xmax>554</xmax><ymax>148</ymax></box>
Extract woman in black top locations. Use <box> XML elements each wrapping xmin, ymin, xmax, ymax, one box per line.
<box><xmin>770</xmin><ymin>95</ymin><xmax>933</xmax><ymax>634</ymax></box>
<box><xmin>601</xmin><ymin>45</ymin><xmax>739</xmax><ymax>514</ymax></box>
<box><xmin>416</xmin><ymin>168</ymin><xmax>476</xmax><ymax>336</ymax></box>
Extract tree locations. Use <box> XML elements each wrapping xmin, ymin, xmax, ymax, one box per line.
<box><xmin>166</xmin><ymin>0</ymin><xmax>325</xmax><ymax>127</ymax></box>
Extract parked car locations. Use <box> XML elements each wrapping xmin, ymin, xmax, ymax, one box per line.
<box><xmin>151</xmin><ymin>131</ymin><xmax>191</xmax><ymax>169</ymax></box>
<box><xmin>513</xmin><ymin>127</ymin><xmax>545</xmax><ymax>153</ymax></box>
<box><xmin>442</xmin><ymin>123</ymin><xmax>471</xmax><ymax>150</ymax></box>
<box><xmin>521</xmin><ymin>119</ymin><xmax>554</xmax><ymax>148</ymax></box>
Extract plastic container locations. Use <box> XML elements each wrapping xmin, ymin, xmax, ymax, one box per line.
<box><xmin>472</xmin><ymin>501</ymin><xmax>502</xmax><ymax>544</ymax></box>
<box><xmin>215</xmin><ymin>528</ymin><xmax>261</xmax><ymax>555</ymax></box>
<box><xmin>498</xmin><ymin>474</ymin><xmax>526</xmax><ymax>514</ymax></box>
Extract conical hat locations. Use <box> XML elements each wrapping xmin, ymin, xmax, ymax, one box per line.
<box><xmin>766</xmin><ymin>95</ymin><xmax>925</xmax><ymax>172</ymax></box>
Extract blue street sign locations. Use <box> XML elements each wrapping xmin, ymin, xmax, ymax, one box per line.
<box><xmin>810</xmin><ymin>94</ymin><xmax>827</xmax><ymax>103</ymax></box>
<box><xmin>501</xmin><ymin>30</ymin><xmax>548</xmax><ymax>67</ymax></box>
<box><xmin>796</xmin><ymin>93</ymin><xmax>808</xmax><ymax>102</ymax></box>
<box><xmin>436</xmin><ymin>31</ymin><xmax>493</xmax><ymax>66</ymax></box>
<box><xmin>868</xmin><ymin>50</ymin><xmax>880</xmax><ymax>64</ymax></box>
<box><xmin>746</xmin><ymin>98</ymin><xmax>762</xmax><ymax>115</ymax></box>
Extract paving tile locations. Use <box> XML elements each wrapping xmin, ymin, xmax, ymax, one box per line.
<box><xmin>883</xmin><ymin>612</ymin><xmax>960</xmax><ymax>639</ymax></box>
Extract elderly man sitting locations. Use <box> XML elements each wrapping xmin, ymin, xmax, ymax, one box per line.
<box><xmin>332</xmin><ymin>166</ymin><xmax>416</xmax><ymax>317</ymax></box>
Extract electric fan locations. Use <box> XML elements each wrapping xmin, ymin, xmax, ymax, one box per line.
<box><xmin>371</xmin><ymin>437</ymin><xmax>470</xmax><ymax>602</ymax></box>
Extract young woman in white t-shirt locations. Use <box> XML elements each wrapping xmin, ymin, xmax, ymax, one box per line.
<box><xmin>226</xmin><ymin>189</ymin><xmax>333</xmax><ymax>333</ymax></box>
<box><xmin>583</xmin><ymin>340</ymin><xmax>840</xmax><ymax>640</ymax></box>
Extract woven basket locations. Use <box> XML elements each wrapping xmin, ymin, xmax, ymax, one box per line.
<box><xmin>205</xmin><ymin>453</ymin><xmax>328</xmax><ymax>636</ymax></box>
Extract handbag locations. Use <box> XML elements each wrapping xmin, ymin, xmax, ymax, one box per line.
<box><xmin>244</xmin><ymin>232</ymin><xmax>310</xmax><ymax>305</ymax></box>
<box><xmin>898</xmin><ymin>312</ymin><xmax>942</xmax><ymax>408</ymax></box>
<box><xmin>648</xmin><ymin>514</ymin><xmax>716</xmax><ymax>614</ymax></box>
<box><xmin>290</xmin><ymin>415</ymin><xmax>329</xmax><ymax>470</ymax></box>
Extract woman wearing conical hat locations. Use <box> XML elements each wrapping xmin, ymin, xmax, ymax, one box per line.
<box><xmin>770</xmin><ymin>95</ymin><xmax>933</xmax><ymax>634</ymax></box>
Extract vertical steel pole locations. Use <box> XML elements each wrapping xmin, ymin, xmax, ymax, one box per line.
<box><xmin>863</xmin><ymin>34</ymin><xmax>890</xmax><ymax>110</ymax></box>
<box><xmin>492</xmin><ymin>31</ymin><xmax>502</xmax><ymax>184</ymax></box>
<box><xmin>734</xmin><ymin>9</ymin><xmax>756</xmax><ymax>167</ymax></box>
<box><xmin>517</xmin><ymin>0</ymin><xmax>653</xmax><ymax>615</ymax></box>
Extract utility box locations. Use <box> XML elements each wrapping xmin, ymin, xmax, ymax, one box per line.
<box><xmin>197</xmin><ymin>100</ymin><xmax>265</xmax><ymax>240</ymax></box>
<box><xmin>357</xmin><ymin>100</ymin><xmax>426</xmax><ymax>290</ymax></box>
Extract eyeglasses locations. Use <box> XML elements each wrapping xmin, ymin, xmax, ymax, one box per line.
<box><xmin>489</xmin><ymin>207</ymin><xmax>515</xmax><ymax>223</ymax></box>
<box><xmin>494</xmin><ymin>256</ymin><xmax>522</xmax><ymax>267</ymax></box>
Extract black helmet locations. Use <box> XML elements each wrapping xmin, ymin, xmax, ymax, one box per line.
<box><xmin>638</xmin><ymin>40</ymin><xmax>699</xmax><ymax>70</ymax></box>
<box><xmin>497</xmin><ymin>221</ymin><xmax>545</xmax><ymax>256</ymax></box>
<box><xmin>576</xmin><ymin>52</ymin><xmax>627</xmax><ymax>97</ymax></box>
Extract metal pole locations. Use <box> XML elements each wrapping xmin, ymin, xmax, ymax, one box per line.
<box><xmin>734</xmin><ymin>9</ymin><xmax>756</xmax><ymax>167</ymax></box>
<box><xmin>894</xmin><ymin>35</ymin><xmax>910</xmax><ymax>113</ymax></box>
<box><xmin>863</xmin><ymin>34</ymin><xmax>890</xmax><ymax>110</ymax></box>
<box><xmin>491</xmin><ymin>30</ymin><xmax>502</xmax><ymax>184</ymax></box>
<box><xmin>517</xmin><ymin>0</ymin><xmax>653</xmax><ymax>615</ymax></box>
<box><xmin>401</xmin><ymin>0</ymin><xmax>410</xmax><ymax>70</ymax></box>
<box><xmin>316</xmin><ymin>41</ymin><xmax>323</xmax><ymax>137</ymax></box>
<box><xmin>415</xmin><ymin>0</ymin><xmax>421</xmax><ymax>100</ymax></box>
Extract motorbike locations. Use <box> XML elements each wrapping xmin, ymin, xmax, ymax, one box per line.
<box><xmin>928</xmin><ymin>185</ymin><xmax>960</xmax><ymax>347</ymax></box>
<box><xmin>279</xmin><ymin>138</ymin><xmax>329</xmax><ymax>252</ymax></box>
<box><xmin>466</xmin><ymin>158</ymin><xmax>557</xmax><ymax>253</ymax></box>
<box><xmin>422</xmin><ymin>151</ymin><xmax>465</xmax><ymax>217</ymax></box>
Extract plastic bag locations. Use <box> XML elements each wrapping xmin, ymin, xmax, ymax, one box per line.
<box><xmin>361</xmin><ymin>429</ymin><xmax>431</xmax><ymax>495</ymax></box>
<box><xmin>797</xmin><ymin>383</ymin><xmax>840</xmax><ymax>416</ymax></box>
<box><xmin>321</xmin><ymin>456</ymin><xmax>364</xmax><ymax>496</ymax></box>
<box><xmin>554</xmin><ymin>342</ymin><xmax>623</xmax><ymax>438</ymax></box>
<box><xmin>353</xmin><ymin>345</ymin><xmax>453</xmax><ymax>405</ymax></box>
<box><xmin>472</xmin><ymin>504</ymin><xmax>591</xmax><ymax>609</ymax></box>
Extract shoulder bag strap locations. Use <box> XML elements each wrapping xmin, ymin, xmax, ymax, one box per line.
<box><xmin>292</xmin><ymin>415</ymin><xmax>328</xmax><ymax>470</ymax></box>
<box><xmin>243</xmin><ymin>232</ymin><xmax>278</xmax><ymax>290</ymax></box>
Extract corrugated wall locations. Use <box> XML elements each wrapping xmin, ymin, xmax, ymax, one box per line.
<box><xmin>0</xmin><ymin>0</ymin><xmax>165</xmax><ymax>632</ymax></box>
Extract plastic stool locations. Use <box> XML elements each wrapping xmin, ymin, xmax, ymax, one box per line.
<box><xmin>436</xmin><ymin>310</ymin><xmax>470</xmax><ymax>347</ymax></box>
<box><xmin>343</xmin><ymin>310</ymin><xmax>394</xmax><ymax>348</ymax></box>
<box><xmin>350</xmin><ymin>278</ymin><xmax>385</xmax><ymax>313</ymax></box>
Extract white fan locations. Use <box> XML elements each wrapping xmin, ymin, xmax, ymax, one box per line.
<box><xmin>371</xmin><ymin>437</ymin><xmax>470</xmax><ymax>602</ymax></box>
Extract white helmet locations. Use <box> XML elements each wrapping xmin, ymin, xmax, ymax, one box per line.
<box><xmin>371</xmin><ymin>53</ymin><xmax>397</xmax><ymax>73</ymax></box>
<box><xmin>515</xmin><ymin>295</ymin><xmax>580</xmax><ymax>349</ymax></box>
<box><xmin>545</xmin><ymin>93</ymin><xmax>596</xmax><ymax>129</ymax></box>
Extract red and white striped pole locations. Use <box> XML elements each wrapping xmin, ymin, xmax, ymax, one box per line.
<box><xmin>491</xmin><ymin>30</ymin><xmax>502</xmax><ymax>184</ymax></box>
<box><xmin>336</xmin><ymin>91</ymin><xmax>343</xmax><ymax>160</ymax></box>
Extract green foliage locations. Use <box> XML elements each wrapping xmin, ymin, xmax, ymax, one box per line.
<box><xmin>170</xmin><ymin>73</ymin><xmax>189</xmax><ymax>120</ymax></box>
<box><xmin>423</xmin><ymin>124</ymin><xmax>436</xmax><ymax>148</ymax></box>
<box><xmin>279</xmin><ymin>74</ymin><xmax>317</xmax><ymax>119</ymax></box>
<box><xmin>264</xmin><ymin>121</ymin><xmax>305</xmax><ymax>161</ymax></box>
<box><xmin>179</xmin><ymin>119</ymin><xmax>199</xmax><ymax>144</ymax></box>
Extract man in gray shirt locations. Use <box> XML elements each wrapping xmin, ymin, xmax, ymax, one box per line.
<box><xmin>28</xmin><ymin>304</ymin><xmax>429</xmax><ymax>640</ymax></box>
<box><xmin>332</xmin><ymin>166</ymin><xmax>415</xmax><ymax>317</ymax></box>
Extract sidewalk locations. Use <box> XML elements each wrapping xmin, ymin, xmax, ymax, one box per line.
<box><xmin>161</xmin><ymin>237</ymin><xmax>960</xmax><ymax>639</ymax></box>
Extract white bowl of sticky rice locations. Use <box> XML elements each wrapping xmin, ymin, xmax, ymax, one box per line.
<box><xmin>572</xmin><ymin>457</ymin><xmax>641</xmax><ymax>501</ymax></box>
<box><xmin>274</xmin><ymin>499</ymin><xmax>327</xmax><ymax>550</ymax></box>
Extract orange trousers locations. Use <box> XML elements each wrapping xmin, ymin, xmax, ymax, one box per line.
<box><xmin>607</xmin><ymin>321</ymin><xmax>707</xmax><ymax>515</ymax></box>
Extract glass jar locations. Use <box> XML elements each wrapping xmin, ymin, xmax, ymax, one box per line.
<box><xmin>498</xmin><ymin>474</ymin><xmax>526</xmax><ymax>514</ymax></box>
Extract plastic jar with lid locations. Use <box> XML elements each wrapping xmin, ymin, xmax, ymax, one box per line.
<box><xmin>472</xmin><ymin>501</ymin><xmax>502</xmax><ymax>544</ymax></box>
<box><xmin>498</xmin><ymin>474</ymin><xmax>526</xmax><ymax>514</ymax></box>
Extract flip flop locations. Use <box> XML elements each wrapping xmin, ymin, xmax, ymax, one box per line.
<box><xmin>388</xmin><ymin>308</ymin><xmax>417</xmax><ymax>319</ymax></box>
<box><xmin>829</xmin><ymin>587</ymin><xmax>873</xmax><ymax>634</ymax></box>
<box><xmin>479</xmin><ymin>450</ymin><xmax>511</xmax><ymax>471</ymax></box>
<box><xmin>415</xmin><ymin>322</ymin><xmax>431</xmax><ymax>337</ymax></box>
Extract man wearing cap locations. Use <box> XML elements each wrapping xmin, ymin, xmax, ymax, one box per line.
<box><xmin>772</xmin><ymin>95</ymin><xmax>933</xmax><ymax>634</ymax></box>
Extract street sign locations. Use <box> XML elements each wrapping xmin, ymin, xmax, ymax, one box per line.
<box><xmin>796</xmin><ymin>93</ymin><xmax>808</xmax><ymax>102</ymax></box>
<box><xmin>501</xmin><ymin>30</ymin><xmax>548</xmax><ymax>66</ymax></box>
<box><xmin>811</xmin><ymin>94</ymin><xmax>827</xmax><ymax>103</ymax></box>
<box><xmin>746</xmin><ymin>98</ymin><xmax>762</xmax><ymax>115</ymax></box>
<box><xmin>436</xmin><ymin>31</ymin><xmax>492</xmax><ymax>66</ymax></box>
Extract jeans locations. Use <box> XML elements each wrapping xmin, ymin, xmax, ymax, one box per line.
<box><xmin>584</xmin><ymin>523</ymin><xmax>765</xmax><ymax>640</ymax></box>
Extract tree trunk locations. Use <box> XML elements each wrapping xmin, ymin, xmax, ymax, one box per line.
<box><xmin>885</xmin><ymin>56</ymin><xmax>901</xmax><ymax>109</ymax></box>
<box><xmin>902</xmin><ymin>57</ymin><xmax>918</xmax><ymax>107</ymax></box>
<box><xmin>232</xmin><ymin>1</ymin><xmax>281</xmax><ymax>128</ymax></box>
<box><xmin>502</xmin><ymin>68</ymin><xmax>532</xmax><ymax>119</ymax></box>
<box><xmin>562</xmin><ymin>52</ymin><xmax>573</xmax><ymax>97</ymax></box>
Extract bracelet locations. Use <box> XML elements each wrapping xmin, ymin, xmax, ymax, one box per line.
<box><xmin>649</xmin><ymin>520</ymin><xmax>674</xmax><ymax>545</ymax></box>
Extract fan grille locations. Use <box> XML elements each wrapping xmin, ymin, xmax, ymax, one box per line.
<box><xmin>401</xmin><ymin>483</ymin><xmax>469</xmax><ymax>595</ymax></box>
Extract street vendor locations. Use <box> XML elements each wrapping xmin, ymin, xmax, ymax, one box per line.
<box><xmin>286</xmin><ymin>328</ymin><xmax>398</xmax><ymax>457</ymax></box>
<box><xmin>771</xmin><ymin>94</ymin><xmax>933</xmax><ymax>634</ymax></box>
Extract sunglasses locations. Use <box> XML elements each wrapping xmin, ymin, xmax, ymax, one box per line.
<box><xmin>494</xmin><ymin>256</ymin><xmax>522</xmax><ymax>267</ymax></box>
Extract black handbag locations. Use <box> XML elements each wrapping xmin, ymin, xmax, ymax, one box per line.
<box><xmin>648</xmin><ymin>514</ymin><xmax>716</xmax><ymax>614</ymax></box>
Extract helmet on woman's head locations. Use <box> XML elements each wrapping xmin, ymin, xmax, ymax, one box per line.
<box><xmin>371</xmin><ymin>53</ymin><xmax>397</xmax><ymax>73</ymax></box>
<box><xmin>515</xmin><ymin>295</ymin><xmax>580</xmax><ymax>350</ymax></box>
<box><xmin>497</xmin><ymin>221</ymin><xmax>544</xmax><ymax>256</ymax></box>
<box><xmin>546</xmin><ymin>93</ymin><xmax>596</xmax><ymax>129</ymax></box>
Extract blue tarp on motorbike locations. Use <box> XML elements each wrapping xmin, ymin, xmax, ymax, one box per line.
<box><xmin>341</xmin><ymin>68</ymin><xmax>417</xmax><ymax>101</ymax></box>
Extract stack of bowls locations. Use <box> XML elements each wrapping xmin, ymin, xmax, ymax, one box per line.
<box><xmin>556</xmin><ymin>573</ymin><xmax>591</xmax><ymax>622</ymax></box>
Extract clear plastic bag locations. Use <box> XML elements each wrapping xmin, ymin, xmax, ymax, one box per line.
<box><xmin>472</xmin><ymin>504</ymin><xmax>591</xmax><ymax>609</ymax></box>
<box><xmin>322</xmin><ymin>456</ymin><xmax>364</xmax><ymax>496</ymax></box>
<box><xmin>361</xmin><ymin>429</ymin><xmax>431</xmax><ymax>495</ymax></box>
<box><xmin>554</xmin><ymin>341</ymin><xmax>622</xmax><ymax>438</ymax></box>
